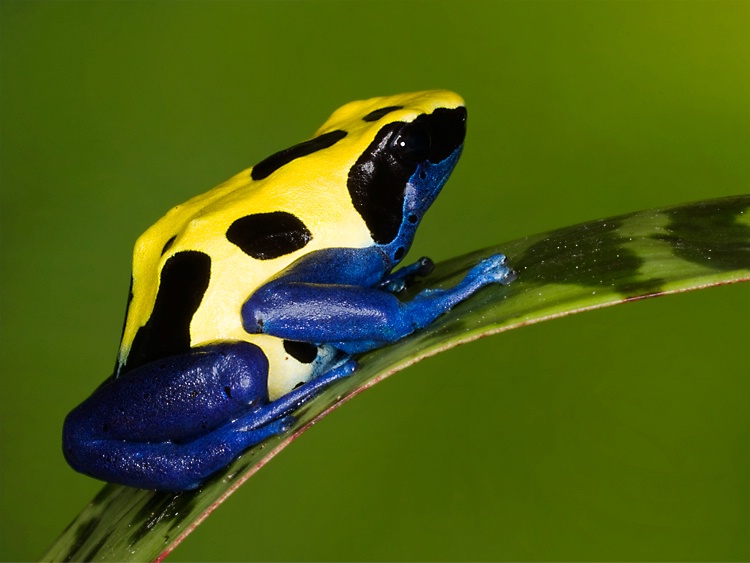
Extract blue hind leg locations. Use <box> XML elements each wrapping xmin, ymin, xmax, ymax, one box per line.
<box><xmin>232</xmin><ymin>359</ymin><xmax>357</xmax><ymax>429</ymax></box>
<box><xmin>66</xmin><ymin>357</ymin><xmax>356</xmax><ymax>491</ymax></box>
<box><xmin>154</xmin><ymin>358</ymin><xmax>357</xmax><ymax>490</ymax></box>
<box><xmin>74</xmin><ymin>416</ymin><xmax>295</xmax><ymax>491</ymax></box>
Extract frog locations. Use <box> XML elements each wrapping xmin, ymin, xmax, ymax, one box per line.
<box><xmin>62</xmin><ymin>90</ymin><xmax>516</xmax><ymax>491</ymax></box>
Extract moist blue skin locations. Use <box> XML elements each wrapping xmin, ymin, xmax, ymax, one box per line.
<box><xmin>63</xmin><ymin>112</ymin><xmax>515</xmax><ymax>492</ymax></box>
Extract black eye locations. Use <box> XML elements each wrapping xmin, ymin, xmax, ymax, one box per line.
<box><xmin>390</xmin><ymin>124</ymin><xmax>431</xmax><ymax>163</ymax></box>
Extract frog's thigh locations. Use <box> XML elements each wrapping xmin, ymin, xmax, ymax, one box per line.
<box><xmin>67</xmin><ymin>416</ymin><xmax>291</xmax><ymax>491</ymax></box>
<box><xmin>63</xmin><ymin>342</ymin><xmax>270</xmax><ymax>450</ymax></box>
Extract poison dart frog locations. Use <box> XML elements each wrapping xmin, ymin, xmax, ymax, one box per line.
<box><xmin>63</xmin><ymin>91</ymin><xmax>516</xmax><ymax>491</ymax></box>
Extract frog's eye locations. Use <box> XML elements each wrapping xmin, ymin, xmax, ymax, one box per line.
<box><xmin>390</xmin><ymin>124</ymin><xmax>431</xmax><ymax>163</ymax></box>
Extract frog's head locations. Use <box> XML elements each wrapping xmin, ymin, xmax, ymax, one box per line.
<box><xmin>316</xmin><ymin>90</ymin><xmax>467</xmax><ymax>266</ymax></box>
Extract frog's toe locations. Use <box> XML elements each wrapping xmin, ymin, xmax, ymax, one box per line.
<box><xmin>415</xmin><ymin>256</ymin><xmax>435</xmax><ymax>276</ymax></box>
<box><xmin>277</xmin><ymin>415</ymin><xmax>296</xmax><ymax>433</ymax></box>
<box><xmin>470</xmin><ymin>254</ymin><xmax>513</xmax><ymax>283</ymax></box>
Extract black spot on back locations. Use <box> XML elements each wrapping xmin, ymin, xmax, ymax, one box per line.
<box><xmin>251</xmin><ymin>130</ymin><xmax>347</xmax><ymax>181</ymax></box>
<box><xmin>362</xmin><ymin>106</ymin><xmax>403</xmax><ymax>122</ymax></box>
<box><xmin>122</xmin><ymin>251</ymin><xmax>211</xmax><ymax>373</ymax></box>
<box><xmin>283</xmin><ymin>340</ymin><xmax>318</xmax><ymax>363</ymax></box>
<box><xmin>227</xmin><ymin>211</ymin><xmax>312</xmax><ymax>260</ymax></box>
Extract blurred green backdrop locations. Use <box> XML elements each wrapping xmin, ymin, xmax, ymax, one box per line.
<box><xmin>1</xmin><ymin>1</ymin><xmax>748</xmax><ymax>561</ymax></box>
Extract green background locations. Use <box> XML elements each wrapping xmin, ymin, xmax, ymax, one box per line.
<box><xmin>1</xmin><ymin>1</ymin><xmax>748</xmax><ymax>561</ymax></box>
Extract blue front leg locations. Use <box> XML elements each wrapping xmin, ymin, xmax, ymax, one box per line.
<box><xmin>243</xmin><ymin>248</ymin><xmax>515</xmax><ymax>355</ymax></box>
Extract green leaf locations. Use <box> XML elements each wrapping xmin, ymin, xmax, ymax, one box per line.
<box><xmin>42</xmin><ymin>195</ymin><xmax>750</xmax><ymax>562</ymax></box>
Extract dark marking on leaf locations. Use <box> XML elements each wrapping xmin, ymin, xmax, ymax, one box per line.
<box><xmin>91</xmin><ymin>485</ymin><xmax>118</xmax><ymax>507</ymax></box>
<box><xmin>227</xmin><ymin>212</ymin><xmax>312</xmax><ymax>260</ymax></box>
<box><xmin>132</xmin><ymin>491</ymin><xmax>184</xmax><ymax>545</ymax></box>
<box><xmin>251</xmin><ymin>130</ymin><xmax>347</xmax><ymax>181</ymax></box>
<box><xmin>81</xmin><ymin>530</ymin><xmax>114</xmax><ymax>563</ymax></box>
<box><xmin>653</xmin><ymin>199</ymin><xmax>750</xmax><ymax>271</ymax></box>
<box><xmin>173</xmin><ymin>484</ymin><xmax>201</xmax><ymax>523</ymax></box>
<box><xmin>514</xmin><ymin>216</ymin><xmax>666</xmax><ymax>297</ymax></box>
<box><xmin>68</xmin><ymin>516</ymin><xmax>102</xmax><ymax>561</ymax></box>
